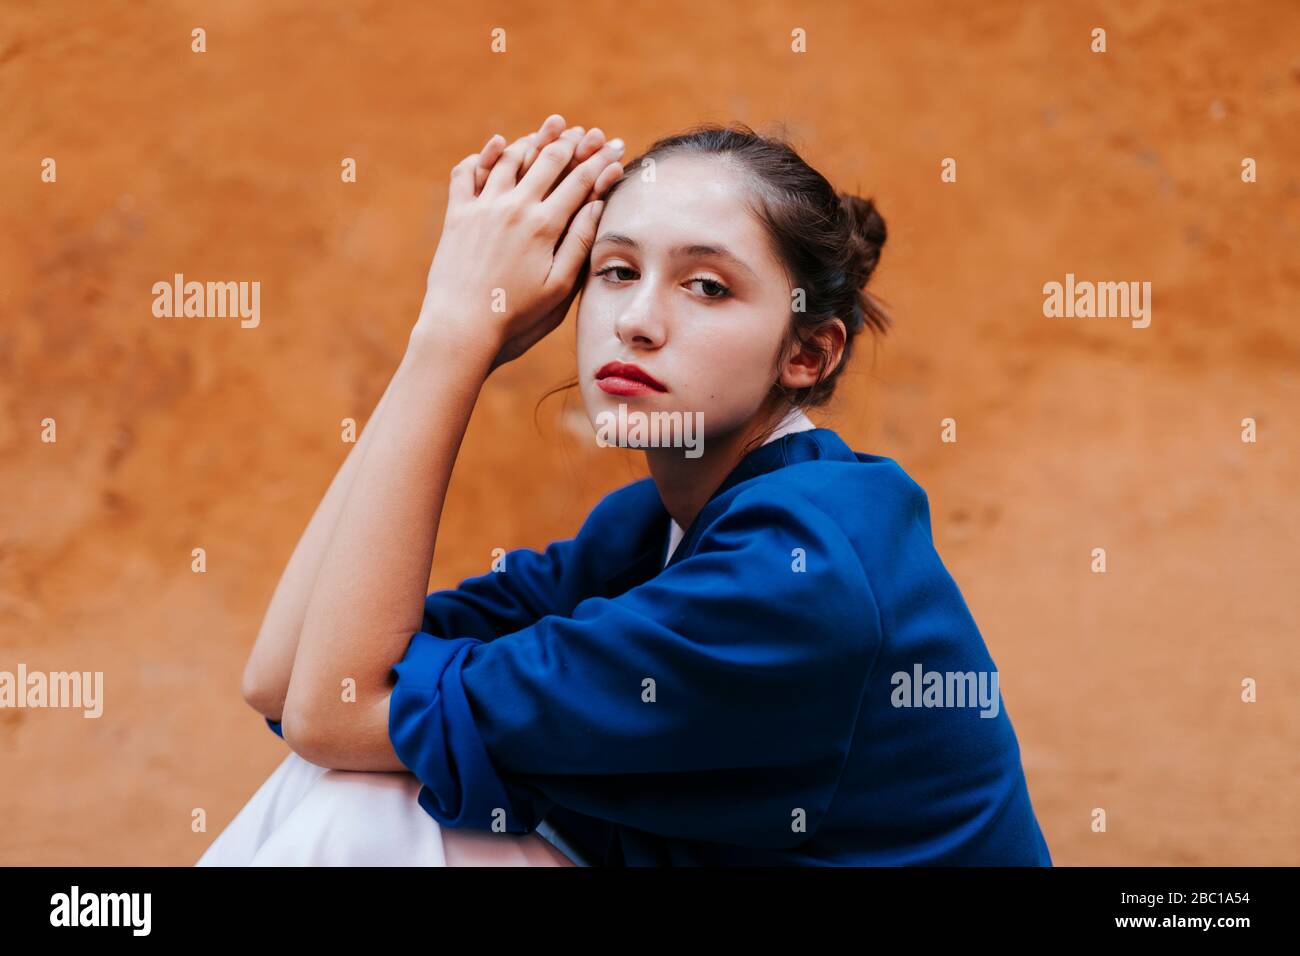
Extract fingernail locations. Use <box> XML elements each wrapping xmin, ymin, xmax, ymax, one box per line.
<box><xmin>607</xmin><ymin>138</ymin><xmax>625</xmax><ymax>154</ymax></box>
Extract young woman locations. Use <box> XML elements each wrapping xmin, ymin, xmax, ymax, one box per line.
<box><xmin>199</xmin><ymin>114</ymin><xmax>1053</xmax><ymax>867</ymax></box>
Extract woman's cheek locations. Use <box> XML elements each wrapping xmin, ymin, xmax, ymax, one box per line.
<box><xmin>573</xmin><ymin>308</ymin><xmax>605</xmax><ymax>364</ymax></box>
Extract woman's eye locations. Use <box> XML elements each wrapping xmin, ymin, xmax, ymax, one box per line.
<box><xmin>593</xmin><ymin>266</ymin><xmax>730</xmax><ymax>300</ymax></box>
<box><xmin>688</xmin><ymin>277</ymin><xmax>732</xmax><ymax>299</ymax></box>
<box><xmin>594</xmin><ymin>265</ymin><xmax>637</xmax><ymax>283</ymax></box>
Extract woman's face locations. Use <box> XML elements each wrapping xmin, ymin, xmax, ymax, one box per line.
<box><xmin>576</xmin><ymin>154</ymin><xmax>795</xmax><ymax>446</ymax></box>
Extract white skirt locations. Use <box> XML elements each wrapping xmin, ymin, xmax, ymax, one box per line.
<box><xmin>195</xmin><ymin>750</ymin><xmax>582</xmax><ymax>867</ymax></box>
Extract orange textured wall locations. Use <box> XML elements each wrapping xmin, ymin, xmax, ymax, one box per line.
<box><xmin>1</xmin><ymin>0</ymin><xmax>1297</xmax><ymax>865</ymax></box>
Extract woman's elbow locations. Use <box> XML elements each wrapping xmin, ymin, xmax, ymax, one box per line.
<box><xmin>240</xmin><ymin>665</ymin><xmax>285</xmax><ymax>722</ymax></box>
<box><xmin>278</xmin><ymin>707</ymin><xmax>313</xmax><ymax>760</ymax></box>
<box><xmin>278</xmin><ymin>705</ymin><xmax>339</xmax><ymax>767</ymax></box>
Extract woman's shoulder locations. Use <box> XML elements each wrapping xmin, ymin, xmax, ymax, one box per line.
<box><xmin>737</xmin><ymin>431</ymin><xmax>933</xmax><ymax>537</ymax></box>
<box><xmin>578</xmin><ymin>474</ymin><xmax>666</xmax><ymax>544</ymax></box>
<box><xmin>564</xmin><ymin>430</ymin><xmax>939</xmax><ymax>578</ymax></box>
<box><xmin>697</xmin><ymin>434</ymin><xmax>945</xmax><ymax>599</ymax></box>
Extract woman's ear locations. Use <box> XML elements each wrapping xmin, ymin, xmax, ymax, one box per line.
<box><xmin>777</xmin><ymin>318</ymin><xmax>847</xmax><ymax>391</ymax></box>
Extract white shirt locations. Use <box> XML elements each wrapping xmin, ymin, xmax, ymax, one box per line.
<box><xmin>663</xmin><ymin>409</ymin><xmax>817</xmax><ymax>567</ymax></box>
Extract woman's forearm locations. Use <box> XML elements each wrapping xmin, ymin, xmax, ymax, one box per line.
<box><xmin>281</xmin><ymin>320</ymin><xmax>497</xmax><ymax>765</ymax></box>
<box><xmin>272</xmin><ymin>117</ymin><xmax>619</xmax><ymax>767</ymax></box>
<box><xmin>240</xmin><ymin>374</ymin><xmax>399</xmax><ymax>721</ymax></box>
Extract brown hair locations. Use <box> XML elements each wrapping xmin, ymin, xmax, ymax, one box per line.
<box><xmin>536</xmin><ymin>121</ymin><xmax>891</xmax><ymax>440</ymax></box>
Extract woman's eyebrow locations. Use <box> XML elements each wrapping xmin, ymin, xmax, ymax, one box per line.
<box><xmin>593</xmin><ymin>233</ymin><xmax>757</xmax><ymax>280</ymax></box>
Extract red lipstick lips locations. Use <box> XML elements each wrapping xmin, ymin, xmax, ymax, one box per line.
<box><xmin>595</xmin><ymin>361</ymin><xmax>667</xmax><ymax>396</ymax></box>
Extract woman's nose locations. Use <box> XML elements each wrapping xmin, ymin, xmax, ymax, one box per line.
<box><xmin>614</xmin><ymin>286</ymin><xmax>667</xmax><ymax>349</ymax></box>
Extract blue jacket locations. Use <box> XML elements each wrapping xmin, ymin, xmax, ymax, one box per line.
<box><xmin>267</xmin><ymin>427</ymin><xmax>1052</xmax><ymax>866</ymax></box>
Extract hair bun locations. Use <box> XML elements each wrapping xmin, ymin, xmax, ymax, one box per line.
<box><xmin>837</xmin><ymin>193</ymin><xmax>887</xmax><ymax>286</ymax></box>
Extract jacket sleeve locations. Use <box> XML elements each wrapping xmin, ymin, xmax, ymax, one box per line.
<box><xmin>417</xmin><ymin>537</ymin><xmax>580</xmax><ymax>643</ymax></box>
<box><xmin>387</xmin><ymin>487</ymin><xmax>881</xmax><ymax>848</ymax></box>
<box><xmin>262</xmin><ymin>538</ymin><xmax>580</xmax><ymax>742</ymax></box>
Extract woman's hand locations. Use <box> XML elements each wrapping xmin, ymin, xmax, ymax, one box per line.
<box><xmin>416</xmin><ymin>116</ymin><xmax>625</xmax><ymax>372</ymax></box>
<box><xmin>474</xmin><ymin>114</ymin><xmax>615</xmax><ymax>204</ymax></box>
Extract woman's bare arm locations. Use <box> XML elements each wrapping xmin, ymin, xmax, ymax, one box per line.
<box><xmin>281</xmin><ymin>326</ymin><xmax>493</xmax><ymax>770</ymax></box>
<box><xmin>240</xmin><ymin>119</ymin><xmax>606</xmax><ymax>725</ymax></box>
<box><xmin>280</xmin><ymin>123</ymin><xmax>623</xmax><ymax>770</ymax></box>
<box><xmin>240</xmin><ymin>373</ymin><xmax>398</xmax><ymax>723</ymax></box>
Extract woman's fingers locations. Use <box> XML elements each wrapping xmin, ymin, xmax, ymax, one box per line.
<box><xmin>480</xmin><ymin>132</ymin><xmax>536</xmax><ymax>197</ymax></box>
<box><xmin>474</xmin><ymin>117</ymin><xmax>569</xmax><ymax>197</ymax></box>
<box><xmin>515</xmin><ymin>131</ymin><xmax>584</xmax><ymax>203</ymax></box>
<box><xmin>549</xmin><ymin>199</ymin><xmax>605</xmax><ymax>294</ymax></box>
<box><xmin>465</xmin><ymin>115</ymin><xmax>618</xmax><ymax>201</ymax></box>
<box><xmin>559</xmin><ymin>128</ymin><xmax>612</xmax><ymax>200</ymax></box>
<box><xmin>448</xmin><ymin>151</ymin><xmax>482</xmax><ymax>206</ymax></box>
<box><xmin>471</xmin><ymin>133</ymin><xmax>507</xmax><ymax>197</ymax></box>
<box><xmin>518</xmin><ymin>128</ymin><xmax>621</xmax><ymax>207</ymax></box>
<box><xmin>480</xmin><ymin>119</ymin><xmax>587</xmax><ymax>198</ymax></box>
<box><xmin>519</xmin><ymin>114</ymin><xmax>570</xmax><ymax>176</ymax></box>
<box><xmin>588</xmin><ymin>156</ymin><xmax>626</xmax><ymax>203</ymax></box>
<box><xmin>467</xmin><ymin>116</ymin><xmax>620</xmax><ymax>208</ymax></box>
<box><xmin>518</xmin><ymin>124</ymin><xmax>588</xmax><ymax>194</ymax></box>
<box><xmin>541</xmin><ymin>138</ymin><xmax>625</xmax><ymax>219</ymax></box>
<box><xmin>530</xmin><ymin>126</ymin><xmax>605</xmax><ymax>186</ymax></box>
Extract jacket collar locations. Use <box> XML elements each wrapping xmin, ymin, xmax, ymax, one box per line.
<box><xmin>599</xmin><ymin>427</ymin><xmax>858</xmax><ymax>593</ymax></box>
<box><xmin>707</xmin><ymin>426</ymin><xmax>855</xmax><ymax>502</ymax></box>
